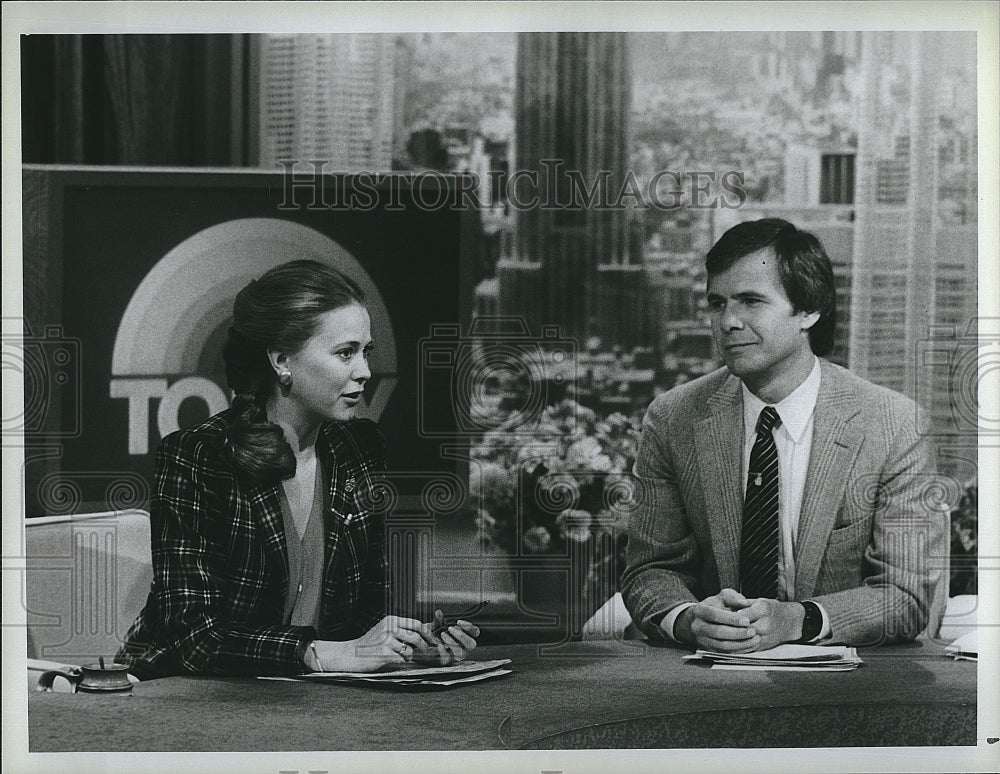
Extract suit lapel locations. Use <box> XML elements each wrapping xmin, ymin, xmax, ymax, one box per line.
<box><xmin>694</xmin><ymin>374</ymin><xmax>745</xmax><ymax>590</ymax></box>
<box><xmin>794</xmin><ymin>362</ymin><xmax>864</xmax><ymax>597</ymax></box>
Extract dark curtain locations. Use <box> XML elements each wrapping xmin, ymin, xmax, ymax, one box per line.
<box><xmin>21</xmin><ymin>34</ymin><xmax>255</xmax><ymax>166</ymax></box>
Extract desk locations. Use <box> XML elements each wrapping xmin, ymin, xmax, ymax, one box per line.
<box><xmin>28</xmin><ymin>639</ymin><xmax>975</xmax><ymax>750</ymax></box>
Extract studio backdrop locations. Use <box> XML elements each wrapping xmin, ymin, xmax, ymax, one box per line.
<box><xmin>21</xmin><ymin>166</ymin><xmax>477</xmax><ymax>517</ymax></box>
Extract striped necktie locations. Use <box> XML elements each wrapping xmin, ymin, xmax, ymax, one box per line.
<box><xmin>739</xmin><ymin>406</ymin><xmax>781</xmax><ymax>599</ymax></box>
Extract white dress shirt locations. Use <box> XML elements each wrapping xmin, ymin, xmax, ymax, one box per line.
<box><xmin>740</xmin><ymin>356</ymin><xmax>820</xmax><ymax>602</ymax></box>
<box><xmin>663</xmin><ymin>357</ymin><xmax>831</xmax><ymax>642</ymax></box>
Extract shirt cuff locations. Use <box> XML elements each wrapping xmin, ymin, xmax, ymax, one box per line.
<box><xmin>805</xmin><ymin>600</ymin><xmax>832</xmax><ymax>643</ymax></box>
<box><xmin>661</xmin><ymin>602</ymin><xmax>696</xmax><ymax>643</ymax></box>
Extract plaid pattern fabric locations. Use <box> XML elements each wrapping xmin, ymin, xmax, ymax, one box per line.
<box><xmin>117</xmin><ymin>410</ymin><xmax>390</xmax><ymax>678</ymax></box>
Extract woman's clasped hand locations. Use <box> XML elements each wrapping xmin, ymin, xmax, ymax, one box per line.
<box><xmin>306</xmin><ymin>612</ymin><xmax>480</xmax><ymax>672</ymax></box>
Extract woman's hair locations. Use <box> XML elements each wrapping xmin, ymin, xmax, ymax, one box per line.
<box><xmin>222</xmin><ymin>260</ymin><xmax>365</xmax><ymax>481</ymax></box>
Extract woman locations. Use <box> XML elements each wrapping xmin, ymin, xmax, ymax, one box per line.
<box><xmin>118</xmin><ymin>260</ymin><xmax>478</xmax><ymax>678</ymax></box>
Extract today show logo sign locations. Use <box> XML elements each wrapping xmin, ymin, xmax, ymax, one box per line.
<box><xmin>109</xmin><ymin>218</ymin><xmax>398</xmax><ymax>455</ymax></box>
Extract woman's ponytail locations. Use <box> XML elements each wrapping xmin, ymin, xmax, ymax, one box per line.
<box><xmin>221</xmin><ymin>262</ymin><xmax>365</xmax><ymax>482</ymax></box>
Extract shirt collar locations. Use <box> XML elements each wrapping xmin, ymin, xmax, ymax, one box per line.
<box><xmin>741</xmin><ymin>357</ymin><xmax>821</xmax><ymax>444</ymax></box>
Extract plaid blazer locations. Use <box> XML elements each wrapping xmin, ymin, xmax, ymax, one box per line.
<box><xmin>118</xmin><ymin>409</ymin><xmax>390</xmax><ymax>678</ymax></box>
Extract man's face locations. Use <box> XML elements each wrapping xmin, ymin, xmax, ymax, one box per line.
<box><xmin>706</xmin><ymin>248</ymin><xmax>818</xmax><ymax>397</ymax></box>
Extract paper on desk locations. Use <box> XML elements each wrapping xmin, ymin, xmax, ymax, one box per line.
<box><xmin>683</xmin><ymin>644</ymin><xmax>862</xmax><ymax>671</ymax></box>
<box><xmin>712</xmin><ymin>662</ymin><xmax>859</xmax><ymax>672</ymax></box>
<box><xmin>702</xmin><ymin>644</ymin><xmax>860</xmax><ymax>661</ymax></box>
<box><xmin>302</xmin><ymin>658</ymin><xmax>511</xmax><ymax>679</ymax></box>
<box><xmin>312</xmin><ymin>669</ymin><xmax>514</xmax><ymax>689</ymax></box>
<box><xmin>945</xmin><ymin>631</ymin><xmax>978</xmax><ymax>661</ymax></box>
<box><xmin>685</xmin><ymin>644</ymin><xmax>859</xmax><ymax>662</ymax></box>
<box><xmin>257</xmin><ymin>659</ymin><xmax>514</xmax><ymax>690</ymax></box>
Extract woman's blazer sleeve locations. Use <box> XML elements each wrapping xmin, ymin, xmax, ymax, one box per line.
<box><xmin>146</xmin><ymin>429</ymin><xmax>314</xmax><ymax>675</ymax></box>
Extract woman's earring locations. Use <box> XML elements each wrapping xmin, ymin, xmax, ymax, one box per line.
<box><xmin>278</xmin><ymin>370</ymin><xmax>293</xmax><ymax>392</ymax></box>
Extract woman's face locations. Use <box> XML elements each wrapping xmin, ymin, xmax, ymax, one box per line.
<box><xmin>280</xmin><ymin>303</ymin><xmax>372</xmax><ymax>424</ymax></box>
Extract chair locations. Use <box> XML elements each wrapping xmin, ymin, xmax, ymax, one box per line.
<box><xmin>937</xmin><ymin>594</ymin><xmax>978</xmax><ymax>642</ymax></box>
<box><xmin>24</xmin><ymin>509</ymin><xmax>152</xmax><ymax>689</ymax></box>
<box><xmin>581</xmin><ymin>592</ymin><xmax>639</xmax><ymax>640</ymax></box>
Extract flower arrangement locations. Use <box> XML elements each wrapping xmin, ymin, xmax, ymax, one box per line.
<box><xmin>468</xmin><ymin>394</ymin><xmax>982</xmax><ymax>613</ymax></box>
<box><xmin>949</xmin><ymin>481</ymin><xmax>977</xmax><ymax>596</ymax></box>
<box><xmin>468</xmin><ymin>398</ymin><xmax>641</xmax><ymax>598</ymax></box>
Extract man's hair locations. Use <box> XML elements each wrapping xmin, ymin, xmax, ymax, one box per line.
<box><xmin>706</xmin><ymin>218</ymin><xmax>837</xmax><ymax>356</ymax></box>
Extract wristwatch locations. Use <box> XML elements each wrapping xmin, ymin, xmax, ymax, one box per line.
<box><xmin>796</xmin><ymin>600</ymin><xmax>823</xmax><ymax>643</ymax></box>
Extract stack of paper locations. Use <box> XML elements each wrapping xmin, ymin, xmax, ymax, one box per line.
<box><xmin>944</xmin><ymin>631</ymin><xmax>977</xmax><ymax>662</ymax></box>
<box><xmin>260</xmin><ymin>659</ymin><xmax>513</xmax><ymax>690</ymax></box>
<box><xmin>683</xmin><ymin>644</ymin><xmax>863</xmax><ymax>672</ymax></box>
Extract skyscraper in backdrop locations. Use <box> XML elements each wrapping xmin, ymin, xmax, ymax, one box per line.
<box><xmin>257</xmin><ymin>34</ymin><xmax>395</xmax><ymax>170</ymax></box>
<box><xmin>717</xmin><ymin>32</ymin><xmax>977</xmax><ymax>482</ymax></box>
<box><xmin>498</xmin><ymin>32</ymin><xmax>648</xmax><ymax>349</ymax></box>
<box><xmin>850</xmin><ymin>31</ymin><xmax>978</xmax><ymax>481</ymax></box>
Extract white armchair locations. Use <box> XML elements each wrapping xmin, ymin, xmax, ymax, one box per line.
<box><xmin>24</xmin><ymin>509</ymin><xmax>152</xmax><ymax>689</ymax></box>
<box><xmin>581</xmin><ymin>592</ymin><xmax>638</xmax><ymax>640</ymax></box>
<box><xmin>938</xmin><ymin>594</ymin><xmax>978</xmax><ymax>642</ymax></box>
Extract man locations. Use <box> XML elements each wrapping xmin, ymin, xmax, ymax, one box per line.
<box><xmin>621</xmin><ymin>218</ymin><xmax>946</xmax><ymax>651</ymax></box>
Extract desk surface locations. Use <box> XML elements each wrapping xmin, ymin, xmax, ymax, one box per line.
<box><xmin>28</xmin><ymin>638</ymin><xmax>976</xmax><ymax>751</ymax></box>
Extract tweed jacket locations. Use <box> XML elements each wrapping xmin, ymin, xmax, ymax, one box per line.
<box><xmin>118</xmin><ymin>409</ymin><xmax>390</xmax><ymax>678</ymax></box>
<box><xmin>621</xmin><ymin>360</ymin><xmax>947</xmax><ymax>647</ymax></box>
